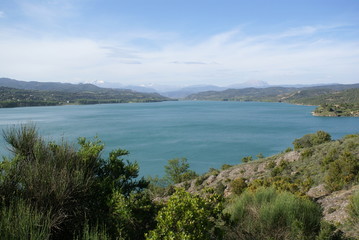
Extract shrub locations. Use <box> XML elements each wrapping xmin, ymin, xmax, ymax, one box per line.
<box><xmin>75</xmin><ymin>222</ymin><xmax>110</xmax><ymax>240</ymax></box>
<box><xmin>230</xmin><ymin>177</ymin><xmax>248</xmax><ymax>195</ymax></box>
<box><xmin>347</xmin><ymin>190</ymin><xmax>359</xmax><ymax>237</ymax></box>
<box><xmin>221</xmin><ymin>164</ymin><xmax>233</xmax><ymax>170</ymax></box>
<box><xmin>241</xmin><ymin>156</ymin><xmax>253</xmax><ymax>163</ymax></box>
<box><xmin>164</xmin><ymin>158</ymin><xmax>197</xmax><ymax>184</ymax></box>
<box><xmin>146</xmin><ymin>188</ymin><xmax>223</xmax><ymax>240</ymax></box>
<box><xmin>108</xmin><ymin>191</ymin><xmax>158</xmax><ymax>240</ymax></box>
<box><xmin>316</xmin><ymin>221</ymin><xmax>347</xmax><ymax>240</ymax></box>
<box><xmin>224</xmin><ymin>187</ymin><xmax>322</xmax><ymax>240</ymax></box>
<box><xmin>293</xmin><ymin>131</ymin><xmax>331</xmax><ymax>150</ymax></box>
<box><xmin>325</xmin><ymin>151</ymin><xmax>359</xmax><ymax>191</ymax></box>
<box><xmin>266</xmin><ymin>160</ymin><xmax>276</xmax><ymax>169</ymax></box>
<box><xmin>0</xmin><ymin>125</ymin><xmax>150</xmax><ymax>239</ymax></box>
<box><xmin>0</xmin><ymin>200</ymin><xmax>52</xmax><ymax>240</ymax></box>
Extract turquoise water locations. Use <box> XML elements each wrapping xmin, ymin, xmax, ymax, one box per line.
<box><xmin>0</xmin><ymin>101</ymin><xmax>358</xmax><ymax>177</ymax></box>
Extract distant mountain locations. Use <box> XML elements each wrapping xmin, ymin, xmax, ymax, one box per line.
<box><xmin>0</xmin><ymin>78</ymin><xmax>101</xmax><ymax>92</ymax></box>
<box><xmin>91</xmin><ymin>80</ymin><xmax>273</xmax><ymax>98</ymax></box>
<box><xmin>228</xmin><ymin>80</ymin><xmax>270</xmax><ymax>89</ymax></box>
<box><xmin>0</xmin><ymin>78</ymin><xmax>172</xmax><ymax>108</ymax></box>
<box><xmin>161</xmin><ymin>85</ymin><xmax>227</xmax><ymax>98</ymax></box>
<box><xmin>185</xmin><ymin>83</ymin><xmax>359</xmax><ymax>102</ymax></box>
<box><xmin>185</xmin><ymin>83</ymin><xmax>359</xmax><ymax>116</ymax></box>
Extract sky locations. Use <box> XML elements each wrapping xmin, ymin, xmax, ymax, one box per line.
<box><xmin>0</xmin><ymin>0</ymin><xmax>359</xmax><ymax>87</ymax></box>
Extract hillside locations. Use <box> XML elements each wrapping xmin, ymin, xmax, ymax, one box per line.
<box><xmin>0</xmin><ymin>78</ymin><xmax>171</xmax><ymax>108</ymax></box>
<box><xmin>1</xmin><ymin>125</ymin><xmax>359</xmax><ymax>239</ymax></box>
<box><xmin>185</xmin><ymin>84</ymin><xmax>359</xmax><ymax>116</ymax></box>
<box><xmin>0</xmin><ymin>77</ymin><xmax>102</xmax><ymax>92</ymax></box>
<box><xmin>171</xmin><ymin>132</ymin><xmax>359</xmax><ymax>238</ymax></box>
<box><xmin>185</xmin><ymin>84</ymin><xmax>359</xmax><ymax>101</ymax></box>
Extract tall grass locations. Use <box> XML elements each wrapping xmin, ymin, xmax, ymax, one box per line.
<box><xmin>0</xmin><ymin>125</ymin><xmax>102</xmax><ymax>238</ymax></box>
<box><xmin>0</xmin><ymin>199</ymin><xmax>52</xmax><ymax>240</ymax></box>
<box><xmin>347</xmin><ymin>190</ymin><xmax>359</xmax><ymax>238</ymax></box>
<box><xmin>224</xmin><ymin>187</ymin><xmax>322</xmax><ymax>240</ymax></box>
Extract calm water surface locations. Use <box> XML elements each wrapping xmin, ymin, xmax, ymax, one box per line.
<box><xmin>1</xmin><ymin>101</ymin><xmax>358</xmax><ymax>177</ymax></box>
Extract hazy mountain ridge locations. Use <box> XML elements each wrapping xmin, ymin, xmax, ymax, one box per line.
<box><xmin>0</xmin><ymin>78</ymin><xmax>171</xmax><ymax>108</ymax></box>
<box><xmin>0</xmin><ymin>77</ymin><xmax>103</xmax><ymax>92</ymax></box>
<box><xmin>185</xmin><ymin>83</ymin><xmax>359</xmax><ymax>101</ymax></box>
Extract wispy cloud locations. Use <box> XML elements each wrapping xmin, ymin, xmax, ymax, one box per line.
<box><xmin>1</xmin><ymin>24</ymin><xmax>358</xmax><ymax>85</ymax></box>
<box><xmin>170</xmin><ymin>61</ymin><xmax>208</xmax><ymax>65</ymax></box>
<box><xmin>0</xmin><ymin>11</ymin><xmax>5</xmax><ymax>18</ymax></box>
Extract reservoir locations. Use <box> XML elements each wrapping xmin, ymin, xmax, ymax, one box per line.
<box><xmin>0</xmin><ymin>101</ymin><xmax>358</xmax><ymax>177</ymax></box>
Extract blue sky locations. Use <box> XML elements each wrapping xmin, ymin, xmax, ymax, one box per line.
<box><xmin>0</xmin><ymin>0</ymin><xmax>359</xmax><ymax>87</ymax></box>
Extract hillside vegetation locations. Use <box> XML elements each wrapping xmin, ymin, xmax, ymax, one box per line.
<box><xmin>1</xmin><ymin>125</ymin><xmax>359</xmax><ymax>239</ymax></box>
<box><xmin>0</xmin><ymin>85</ymin><xmax>170</xmax><ymax>108</ymax></box>
<box><xmin>186</xmin><ymin>84</ymin><xmax>359</xmax><ymax>117</ymax></box>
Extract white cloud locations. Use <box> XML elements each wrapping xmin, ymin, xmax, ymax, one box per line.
<box><xmin>1</xmin><ymin>25</ymin><xmax>358</xmax><ymax>86</ymax></box>
<box><xmin>0</xmin><ymin>11</ymin><xmax>5</xmax><ymax>18</ymax></box>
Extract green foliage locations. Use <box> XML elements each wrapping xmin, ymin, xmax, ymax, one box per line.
<box><xmin>293</xmin><ymin>131</ymin><xmax>331</xmax><ymax>150</ymax></box>
<box><xmin>221</xmin><ymin>164</ymin><xmax>233</xmax><ymax>170</ymax></box>
<box><xmin>325</xmin><ymin>151</ymin><xmax>359</xmax><ymax>191</ymax></box>
<box><xmin>271</xmin><ymin>160</ymin><xmax>289</xmax><ymax>177</ymax></box>
<box><xmin>195</xmin><ymin>175</ymin><xmax>208</xmax><ymax>187</ymax></box>
<box><xmin>316</xmin><ymin>221</ymin><xmax>347</xmax><ymax>240</ymax></box>
<box><xmin>266</xmin><ymin>160</ymin><xmax>276</xmax><ymax>169</ymax></box>
<box><xmin>108</xmin><ymin>191</ymin><xmax>158</xmax><ymax>240</ymax></box>
<box><xmin>349</xmin><ymin>191</ymin><xmax>359</xmax><ymax>221</ymax></box>
<box><xmin>241</xmin><ymin>156</ymin><xmax>253</xmax><ymax>163</ymax></box>
<box><xmin>75</xmin><ymin>222</ymin><xmax>110</xmax><ymax>240</ymax></box>
<box><xmin>247</xmin><ymin>176</ymin><xmax>310</xmax><ymax>196</ymax></box>
<box><xmin>164</xmin><ymin>158</ymin><xmax>197</xmax><ymax>184</ymax></box>
<box><xmin>0</xmin><ymin>86</ymin><xmax>170</xmax><ymax>108</ymax></box>
<box><xmin>0</xmin><ymin>199</ymin><xmax>52</xmax><ymax>240</ymax></box>
<box><xmin>230</xmin><ymin>177</ymin><xmax>248</xmax><ymax>195</ymax></box>
<box><xmin>224</xmin><ymin>187</ymin><xmax>322</xmax><ymax>240</ymax></box>
<box><xmin>256</xmin><ymin>153</ymin><xmax>264</xmax><ymax>159</ymax></box>
<box><xmin>146</xmin><ymin>188</ymin><xmax>223</xmax><ymax>240</ymax></box>
<box><xmin>312</xmin><ymin>88</ymin><xmax>359</xmax><ymax>116</ymax></box>
<box><xmin>284</xmin><ymin>147</ymin><xmax>293</xmax><ymax>153</ymax></box>
<box><xmin>0</xmin><ymin>125</ymin><xmax>151</xmax><ymax>239</ymax></box>
<box><xmin>347</xmin><ymin>191</ymin><xmax>359</xmax><ymax>238</ymax></box>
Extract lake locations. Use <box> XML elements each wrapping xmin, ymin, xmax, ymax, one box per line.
<box><xmin>0</xmin><ymin>101</ymin><xmax>358</xmax><ymax>177</ymax></box>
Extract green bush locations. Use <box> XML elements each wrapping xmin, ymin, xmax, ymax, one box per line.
<box><xmin>230</xmin><ymin>177</ymin><xmax>248</xmax><ymax>195</ymax></box>
<box><xmin>325</xmin><ymin>151</ymin><xmax>359</xmax><ymax>191</ymax></box>
<box><xmin>316</xmin><ymin>221</ymin><xmax>347</xmax><ymax>240</ymax></box>
<box><xmin>0</xmin><ymin>200</ymin><xmax>52</xmax><ymax>240</ymax></box>
<box><xmin>75</xmin><ymin>222</ymin><xmax>110</xmax><ymax>240</ymax></box>
<box><xmin>146</xmin><ymin>188</ymin><xmax>223</xmax><ymax>240</ymax></box>
<box><xmin>164</xmin><ymin>158</ymin><xmax>197</xmax><ymax>184</ymax></box>
<box><xmin>241</xmin><ymin>156</ymin><xmax>253</xmax><ymax>163</ymax></box>
<box><xmin>224</xmin><ymin>187</ymin><xmax>322</xmax><ymax>240</ymax></box>
<box><xmin>0</xmin><ymin>125</ymin><xmax>150</xmax><ymax>239</ymax></box>
<box><xmin>108</xmin><ymin>191</ymin><xmax>158</xmax><ymax>239</ymax></box>
<box><xmin>221</xmin><ymin>164</ymin><xmax>233</xmax><ymax>170</ymax></box>
<box><xmin>347</xmin><ymin>191</ymin><xmax>359</xmax><ymax>237</ymax></box>
<box><xmin>293</xmin><ymin>131</ymin><xmax>331</xmax><ymax>150</ymax></box>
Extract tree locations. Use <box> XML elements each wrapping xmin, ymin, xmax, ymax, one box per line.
<box><xmin>0</xmin><ymin>124</ymin><xmax>152</xmax><ymax>239</ymax></box>
<box><xmin>164</xmin><ymin>158</ymin><xmax>197</xmax><ymax>184</ymax></box>
<box><xmin>146</xmin><ymin>188</ymin><xmax>223</xmax><ymax>240</ymax></box>
<box><xmin>293</xmin><ymin>131</ymin><xmax>331</xmax><ymax>150</ymax></box>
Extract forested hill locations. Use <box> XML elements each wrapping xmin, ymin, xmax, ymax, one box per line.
<box><xmin>185</xmin><ymin>83</ymin><xmax>359</xmax><ymax>116</ymax></box>
<box><xmin>0</xmin><ymin>86</ymin><xmax>171</xmax><ymax>108</ymax></box>
<box><xmin>0</xmin><ymin>77</ymin><xmax>102</xmax><ymax>92</ymax></box>
<box><xmin>185</xmin><ymin>83</ymin><xmax>359</xmax><ymax>102</ymax></box>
